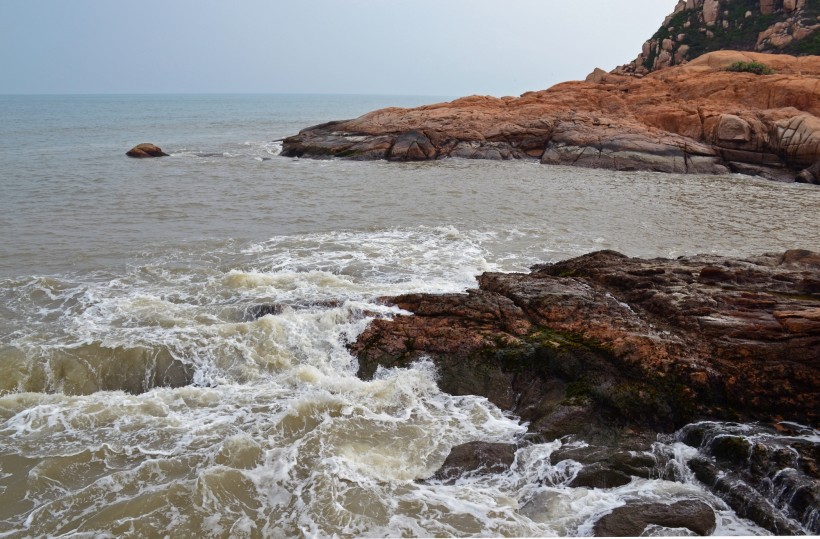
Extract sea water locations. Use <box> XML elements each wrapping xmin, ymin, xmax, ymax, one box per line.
<box><xmin>1</xmin><ymin>94</ymin><xmax>818</xmax><ymax>537</ymax></box>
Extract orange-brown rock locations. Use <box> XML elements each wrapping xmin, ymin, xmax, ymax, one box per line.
<box><xmin>283</xmin><ymin>51</ymin><xmax>820</xmax><ymax>183</ymax></box>
<box><xmin>126</xmin><ymin>143</ymin><xmax>169</xmax><ymax>158</ymax></box>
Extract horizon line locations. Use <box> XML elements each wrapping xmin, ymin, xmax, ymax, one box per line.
<box><xmin>0</xmin><ymin>91</ymin><xmax>457</xmax><ymax>98</ymax></box>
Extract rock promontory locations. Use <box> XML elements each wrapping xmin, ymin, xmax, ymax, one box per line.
<box><xmin>282</xmin><ymin>51</ymin><xmax>820</xmax><ymax>183</ymax></box>
<box><xmin>352</xmin><ymin>249</ymin><xmax>819</xmax><ymax>435</ymax></box>
<box><xmin>351</xmin><ymin>250</ymin><xmax>820</xmax><ymax>534</ymax></box>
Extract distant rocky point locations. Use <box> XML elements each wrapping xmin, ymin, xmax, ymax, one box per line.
<box><xmin>283</xmin><ymin>51</ymin><xmax>820</xmax><ymax>183</ymax></box>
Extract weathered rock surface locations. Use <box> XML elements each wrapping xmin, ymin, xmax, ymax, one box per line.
<box><xmin>283</xmin><ymin>51</ymin><xmax>820</xmax><ymax>182</ymax></box>
<box><xmin>126</xmin><ymin>143</ymin><xmax>169</xmax><ymax>158</ymax></box>
<box><xmin>352</xmin><ymin>249</ymin><xmax>820</xmax><ymax>533</ymax></box>
<box><xmin>352</xmin><ymin>250</ymin><xmax>820</xmax><ymax>436</ymax></box>
<box><xmin>617</xmin><ymin>0</ymin><xmax>819</xmax><ymax>74</ymax></box>
<box><xmin>592</xmin><ymin>500</ymin><xmax>717</xmax><ymax>537</ymax></box>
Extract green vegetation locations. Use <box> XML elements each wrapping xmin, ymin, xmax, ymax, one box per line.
<box><xmin>782</xmin><ymin>30</ymin><xmax>820</xmax><ymax>55</ymax></box>
<box><xmin>726</xmin><ymin>61</ymin><xmax>775</xmax><ymax>74</ymax></box>
<box><xmin>642</xmin><ymin>0</ymin><xmax>819</xmax><ymax>69</ymax></box>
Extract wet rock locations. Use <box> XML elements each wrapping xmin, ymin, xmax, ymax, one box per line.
<box><xmin>551</xmin><ymin>445</ymin><xmax>658</xmax><ymax>480</ymax></box>
<box><xmin>246</xmin><ymin>304</ymin><xmax>285</xmax><ymax>319</ymax></box>
<box><xmin>388</xmin><ymin>130</ymin><xmax>436</xmax><ymax>161</ymax></box>
<box><xmin>796</xmin><ymin>159</ymin><xmax>820</xmax><ymax>184</ymax></box>
<box><xmin>354</xmin><ymin>250</ymin><xmax>820</xmax><ymax>434</ymax></box>
<box><xmin>126</xmin><ymin>143</ymin><xmax>169</xmax><ymax>158</ymax></box>
<box><xmin>353</xmin><ymin>250</ymin><xmax>819</xmax><ymax>532</ymax></box>
<box><xmin>709</xmin><ymin>435</ymin><xmax>752</xmax><ymax>465</ymax></box>
<box><xmin>432</xmin><ymin>441</ymin><xmax>516</xmax><ymax>481</ymax></box>
<box><xmin>592</xmin><ymin>500</ymin><xmax>716</xmax><ymax>537</ymax></box>
<box><xmin>568</xmin><ymin>463</ymin><xmax>631</xmax><ymax>489</ymax></box>
<box><xmin>683</xmin><ymin>421</ymin><xmax>819</xmax><ymax>534</ymax></box>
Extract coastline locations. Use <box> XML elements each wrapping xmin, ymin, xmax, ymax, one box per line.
<box><xmin>282</xmin><ymin>51</ymin><xmax>820</xmax><ymax>185</ymax></box>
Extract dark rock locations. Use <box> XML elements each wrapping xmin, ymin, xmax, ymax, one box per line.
<box><xmin>796</xmin><ymin>160</ymin><xmax>820</xmax><ymax>184</ymax></box>
<box><xmin>709</xmin><ymin>435</ymin><xmax>752</xmax><ymax>465</ymax></box>
<box><xmin>551</xmin><ymin>445</ymin><xmax>658</xmax><ymax>481</ymax></box>
<box><xmin>246</xmin><ymin>304</ymin><xmax>284</xmax><ymax>319</ymax></box>
<box><xmin>388</xmin><ymin>131</ymin><xmax>436</xmax><ymax>161</ymax></box>
<box><xmin>568</xmin><ymin>463</ymin><xmax>631</xmax><ymax>489</ymax></box>
<box><xmin>432</xmin><ymin>441</ymin><xmax>516</xmax><ymax>482</ymax></box>
<box><xmin>592</xmin><ymin>500</ymin><xmax>716</xmax><ymax>537</ymax></box>
<box><xmin>689</xmin><ymin>457</ymin><xmax>720</xmax><ymax>486</ymax></box>
<box><xmin>353</xmin><ymin>250</ymin><xmax>820</xmax><ymax>435</ymax></box>
<box><xmin>126</xmin><ymin>143</ymin><xmax>169</xmax><ymax>158</ymax></box>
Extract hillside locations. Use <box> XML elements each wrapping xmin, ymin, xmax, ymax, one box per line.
<box><xmin>616</xmin><ymin>0</ymin><xmax>819</xmax><ymax>74</ymax></box>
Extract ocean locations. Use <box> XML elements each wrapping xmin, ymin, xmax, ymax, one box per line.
<box><xmin>1</xmin><ymin>94</ymin><xmax>818</xmax><ymax>537</ymax></box>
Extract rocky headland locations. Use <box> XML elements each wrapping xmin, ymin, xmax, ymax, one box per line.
<box><xmin>350</xmin><ymin>250</ymin><xmax>820</xmax><ymax>534</ymax></box>
<box><xmin>282</xmin><ymin>50</ymin><xmax>820</xmax><ymax>183</ymax></box>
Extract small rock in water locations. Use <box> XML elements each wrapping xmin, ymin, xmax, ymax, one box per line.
<box><xmin>432</xmin><ymin>441</ymin><xmax>516</xmax><ymax>482</ymax></box>
<box><xmin>126</xmin><ymin>143</ymin><xmax>169</xmax><ymax>158</ymax></box>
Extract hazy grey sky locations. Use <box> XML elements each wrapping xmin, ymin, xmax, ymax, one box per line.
<box><xmin>1</xmin><ymin>1</ymin><xmax>677</xmax><ymax>96</ymax></box>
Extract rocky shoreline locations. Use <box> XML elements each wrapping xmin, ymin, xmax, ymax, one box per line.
<box><xmin>349</xmin><ymin>249</ymin><xmax>819</xmax><ymax>534</ymax></box>
<box><xmin>282</xmin><ymin>51</ymin><xmax>820</xmax><ymax>184</ymax></box>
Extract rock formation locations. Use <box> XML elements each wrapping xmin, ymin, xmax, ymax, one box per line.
<box><xmin>352</xmin><ymin>249</ymin><xmax>819</xmax><ymax>434</ymax></box>
<box><xmin>616</xmin><ymin>0</ymin><xmax>819</xmax><ymax>75</ymax></box>
<box><xmin>352</xmin><ymin>249</ymin><xmax>820</xmax><ymax>533</ymax></box>
<box><xmin>126</xmin><ymin>143</ymin><xmax>169</xmax><ymax>158</ymax></box>
<box><xmin>282</xmin><ymin>51</ymin><xmax>820</xmax><ymax>183</ymax></box>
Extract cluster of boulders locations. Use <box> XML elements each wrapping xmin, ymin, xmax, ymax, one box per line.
<box><xmin>616</xmin><ymin>0</ymin><xmax>819</xmax><ymax>75</ymax></box>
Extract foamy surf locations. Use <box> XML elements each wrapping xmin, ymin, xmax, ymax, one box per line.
<box><xmin>4</xmin><ymin>91</ymin><xmax>818</xmax><ymax>535</ymax></box>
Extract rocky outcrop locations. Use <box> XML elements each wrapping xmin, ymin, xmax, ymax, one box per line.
<box><xmin>126</xmin><ymin>143</ymin><xmax>169</xmax><ymax>158</ymax></box>
<box><xmin>680</xmin><ymin>421</ymin><xmax>818</xmax><ymax>534</ymax></box>
<box><xmin>352</xmin><ymin>250</ymin><xmax>820</xmax><ymax>435</ymax></box>
<box><xmin>282</xmin><ymin>52</ymin><xmax>820</xmax><ymax>183</ymax></box>
<box><xmin>616</xmin><ymin>0</ymin><xmax>819</xmax><ymax>74</ymax></box>
<box><xmin>352</xmin><ymin>250</ymin><xmax>819</xmax><ymax>533</ymax></box>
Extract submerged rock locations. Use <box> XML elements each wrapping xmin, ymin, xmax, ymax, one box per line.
<box><xmin>432</xmin><ymin>441</ymin><xmax>516</xmax><ymax>482</ymax></box>
<box><xmin>126</xmin><ymin>143</ymin><xmax>169</xmax><ymax>158</ymax></box>
<box><xmin>283</xmin><ymin>51</ymin><xmax>820</xmax><ymax>183</ymax></box>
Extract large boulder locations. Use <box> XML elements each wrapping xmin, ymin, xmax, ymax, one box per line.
<box><xmin>592</xmin><ymin>500</ymin><xmax>716</xmax><ymax>537</ymax></box>
<box><xmin>126</xmin><ymin>143</ymin><xmax>169</xmax><ymax>158</ymax></box>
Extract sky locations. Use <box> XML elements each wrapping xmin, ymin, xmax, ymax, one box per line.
<box><xmin>0</xmin><ymin>0</ymin><xmax>678</xmax><ymax>97</ymax></box>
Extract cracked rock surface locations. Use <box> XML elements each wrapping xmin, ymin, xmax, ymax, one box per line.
<box><xmin>283</xmin><ymin>51</ymin><xmax>820</xmax><ymax>183</ymax></box>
